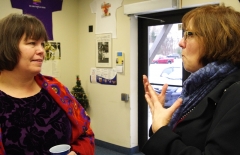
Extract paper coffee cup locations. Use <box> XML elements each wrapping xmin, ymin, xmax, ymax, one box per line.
<box><xmin>49</xmin><ymin>144</ymin><xmax>71</xmax><ymax>155</ymax></box>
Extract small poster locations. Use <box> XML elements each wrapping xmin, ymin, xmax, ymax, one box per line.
<box><xmin>96</xmin><ymin>33</ymin><xmax>112</xmax><ymax>67</ymax></box>
<box><xmin>41</xmin><ymin>59</ymin><xmax>60</xmax><ymax>78</ymax></box>
<box><xmin>90</xmin><ymin>68</ymin><xmax>117</xmax><ymax>85</ymax></box>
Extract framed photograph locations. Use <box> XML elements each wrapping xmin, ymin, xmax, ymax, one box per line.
<box><xmin>44</xmin><ymin>41</ymin><xmax>61</xmax><ymax>60</ymax></box>
<box><xmin>96</xmin><ymin>33</ymin><xmax>112</xmax><ymax>67</ymax></box>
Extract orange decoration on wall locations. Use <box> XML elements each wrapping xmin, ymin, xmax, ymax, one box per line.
<box><xmin>101</xmin><ymin>2</ymin><xmax>111</xmax><ymax>16</ymax></box>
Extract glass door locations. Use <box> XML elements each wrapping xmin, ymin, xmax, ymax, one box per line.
<box><xmin>147</xmin><ymin>23</ymin><xmax>183</xmax><ymax>133</ymax></box>
<box><xmin>137</xmin><ymin>7</ymin><xmax>194</xmax><ymax>149</ymax></box>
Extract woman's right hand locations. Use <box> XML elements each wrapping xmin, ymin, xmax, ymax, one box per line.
<box><xmin>143</xmin><ymin>75</ymin><xmax>167</xmax><ymax>109</ymax></box>
<box><xmin>143</xmin><ymin>75</ymin><xmax>182</xmax><ymax>133</ymax></box>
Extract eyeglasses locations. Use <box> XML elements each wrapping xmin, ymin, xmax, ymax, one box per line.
<box><xmin>183</xmin><ymin>31</ymin><xmax>196</xmax><ymax>40</ymax></box>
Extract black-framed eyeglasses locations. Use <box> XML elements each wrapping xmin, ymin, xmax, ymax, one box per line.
<box><xmin>183</xmin><ymin>31</ymin><xmax>196</xmax><ymax>40</ymax></box>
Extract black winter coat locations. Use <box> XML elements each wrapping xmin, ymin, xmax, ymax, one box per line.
<box><xmin>142</xmin><ymin>69</ymin><xmax>240</xmax><ymax>155</ymax></box>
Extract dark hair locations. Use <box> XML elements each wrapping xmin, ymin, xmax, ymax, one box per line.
<box><xmin>182</xmin><ymin>4</ymin><xmax>240</xmax><ymax>67</ymax></box>
<box><xmin>0</xmin><ymin>13</ymin><xmax>48</xmax><ymax>71</ymax></box>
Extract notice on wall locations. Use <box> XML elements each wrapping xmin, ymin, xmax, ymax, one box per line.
<box><xmin>41</xmin><ymin>59</ymin><xmax>60</xmax><ymax>77</ymax></box>
<box><xmin>90</xmin><ymin>67</ymin><xmax>117</xmax><ymax>85</ymax></box>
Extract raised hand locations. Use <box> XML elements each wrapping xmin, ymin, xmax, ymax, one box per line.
<box><xmin>143</xmin><ymin>75</ymin><xmax>182</xmax><ymax>133</ymax></box>
<box><xmin>143</xmin><ymin>75</ymin><xmax>167</xmax><ymax>108</ymax></box>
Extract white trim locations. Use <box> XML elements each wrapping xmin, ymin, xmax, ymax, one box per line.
<box><xmin>124</xmin><ymin>0</ymin><xmax>220</xmax><ymax>15</ymax></box>
<box><xmin>181</xmin><ymin>2</ymin><xmax>219</xmax><ymax>9</ymax></box>
<box><xmin>124</xmin><ymin>0</ymin><xmax>178</xmax><ymax>15</ymax></box>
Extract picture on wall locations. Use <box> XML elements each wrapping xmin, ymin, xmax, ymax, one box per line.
<box><xmin>96</xmin><ymin>33</ymin><xmax>112</xmax><ymax>67</ymax></box>
<box><xmin>44</xmin><ymin>41</ymin><xmax>61</xmax><ymax>60</ymax></box>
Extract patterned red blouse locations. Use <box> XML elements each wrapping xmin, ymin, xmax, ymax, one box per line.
<box><xmin>0</xmin><ymin>74</ymin><xmax>95</xmax><ymax>155</ymax></box>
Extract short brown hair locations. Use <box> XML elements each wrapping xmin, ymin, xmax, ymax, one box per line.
<box><xmin>0</xmin><ymin>13</ymin><xmax>48</xmax><ymax>71</ymax></box>
<box><xmin>182</xmin><ymin>4</ymin><xmax>240</xmax><ymax>66</ymax></box>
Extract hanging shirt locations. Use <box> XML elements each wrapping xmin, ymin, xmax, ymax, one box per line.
<box><xmin>10</xmin><ymin>0</ymin><xmax>63</xmax><ymax>40</ymax></box>
<box><xmin>90</xmin><ymin>0</ymin><xmax>123</xmax><ymax>38</ymax></box>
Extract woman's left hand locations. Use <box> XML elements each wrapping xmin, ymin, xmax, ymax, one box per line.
<box><xmin>68</xmin><ymin>151</ymin><xmax>77</xmax><ymax>155</ymax></box>
<box><xmin>144</xmin><ymin>80</ymin><xmax>182</xmax><ymax>133</ymax></box>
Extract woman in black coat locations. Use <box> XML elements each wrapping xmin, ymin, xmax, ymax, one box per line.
<box><xmin>142</xmin><ymin>4</ymin><xmax>240</xmax><ymax>155</ymax></box>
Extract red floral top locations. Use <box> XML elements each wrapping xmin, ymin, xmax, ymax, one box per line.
<box><xmin>0</xmin><ymin>74</ymin><xmax>95</xmax><ymax>155</ymax></box>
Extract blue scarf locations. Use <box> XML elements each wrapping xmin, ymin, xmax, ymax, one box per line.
<box><xmin>169</xmin><ymin>62</ymin><xmax>237</xmax><ymax>129</ymax></box>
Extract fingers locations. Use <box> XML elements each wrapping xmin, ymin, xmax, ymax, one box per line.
<box><xmin>160</xmin><ymin>83</ymin><xmax>168</xmax><ymax>95</ymax></box>
<box><xmin>145</xmin><ymin>84</ymin><xmax>159</xmax><ymax>110</ymax></box>
<box><xmin>143</xmin><ymin>74</ymin><xmax>148</xmax><ymax>82</ymax></box>
<box><xmin>147</xmin><ymin>84</ymin><xmax>165</xmax><ymax>110</ymax></box>
<box><xmin>145</xmin><ymin>93</ymin><xmax>153</xmax><ymax>111</ymax></box>
<box><xmin>143</xmin><ymin>75</ymin><xmax>148</xmax><ymax>85</ymax></box>
<box><xmin>169</xmin><ymin>98</ymin><xmax>183</xmax><ymax>114</ymax></box>
<box><xmin>143</xmin><ymin>75</ymin><xmax>149</xmax><ymax>93</ymax></box>
<box><xmin>147</xmin><ymin>84</ymin><xmax>160</xmax><ymax>101</ymax></box>
<box><xmin>157</xmin><ymin>84</ymin><xmax>168</xmax><ymax>104</ymax></box>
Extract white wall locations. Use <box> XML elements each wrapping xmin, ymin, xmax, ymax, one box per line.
<box><xmin>1</xmin><ymin>0</ymin><xmax>240</xmax><ymax>150</ymax></box>
<box><xmin>78</xmin><ymin>0</ymin><xmax>143</xmax><ymax>148</ymax></box>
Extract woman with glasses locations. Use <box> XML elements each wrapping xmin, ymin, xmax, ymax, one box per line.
<box><xmin>142</xmin><ymin>3</ymin><xmax>240</xmax><ymax>155</ymax></box>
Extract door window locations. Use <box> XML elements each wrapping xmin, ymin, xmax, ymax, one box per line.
<box><xmin>147</xmin><ymin>23</ymin><xmax>183</xmax><ymax>133</ymax></box>
<box><xmin>137</xmin><ymin>7</ymin><xmax>194</xmax><ymax>149</ymax></box>
<box><xmin>148</xmin><ymin>24</ymin><xmax>183</xmax><ymax>86</ymax></box>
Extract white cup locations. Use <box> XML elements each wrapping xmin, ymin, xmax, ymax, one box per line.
<box><xmin>49</xmin><ymin>144</ymin><xmax>71</xmax><ymax>155</ymax></box>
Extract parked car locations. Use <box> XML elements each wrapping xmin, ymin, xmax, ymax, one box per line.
<box><xmin>167</xmin><ymin>53</ymin><xmax>180</xmax><ymax>59</ymax></box>
<box><xmin>153</xmin><ymin>86</ymin><xmax>182</xmax><ymax>108</ymax></box>
<box><xmin>160</xmin><ymin>66</ymin><xmax>182</xmax><ymax>80</ymax></box>
<box><xmin>152</xmin><ymin>55</ymin><xmax>174</xmax><ymax>64</ymax></box>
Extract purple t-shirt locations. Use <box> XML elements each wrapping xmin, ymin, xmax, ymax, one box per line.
<box><xmin>11</xmin><ymin>0</ymin><xmax>63</xmax><ymax>40</ymax></box>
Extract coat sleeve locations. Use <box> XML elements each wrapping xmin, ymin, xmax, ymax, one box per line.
<box><xmin>142</xmin><ymin>83</ymin><xmax>240</xmax><ymax>155</ymax></box>
<box><xmin>70</xmin><ymin>103</ymin><xmax>95</xmax><ymax>155</ymax></box>
<box><xmin>71</xmin><ymin>119</ymin><xmax>95</xmax><ymax>155</ymax></box>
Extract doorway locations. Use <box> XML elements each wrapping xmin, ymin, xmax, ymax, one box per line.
<box><xmin>137</xmin><ymin>7</ymin><xmax>193</xmax><ymax>150</ymax></box>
